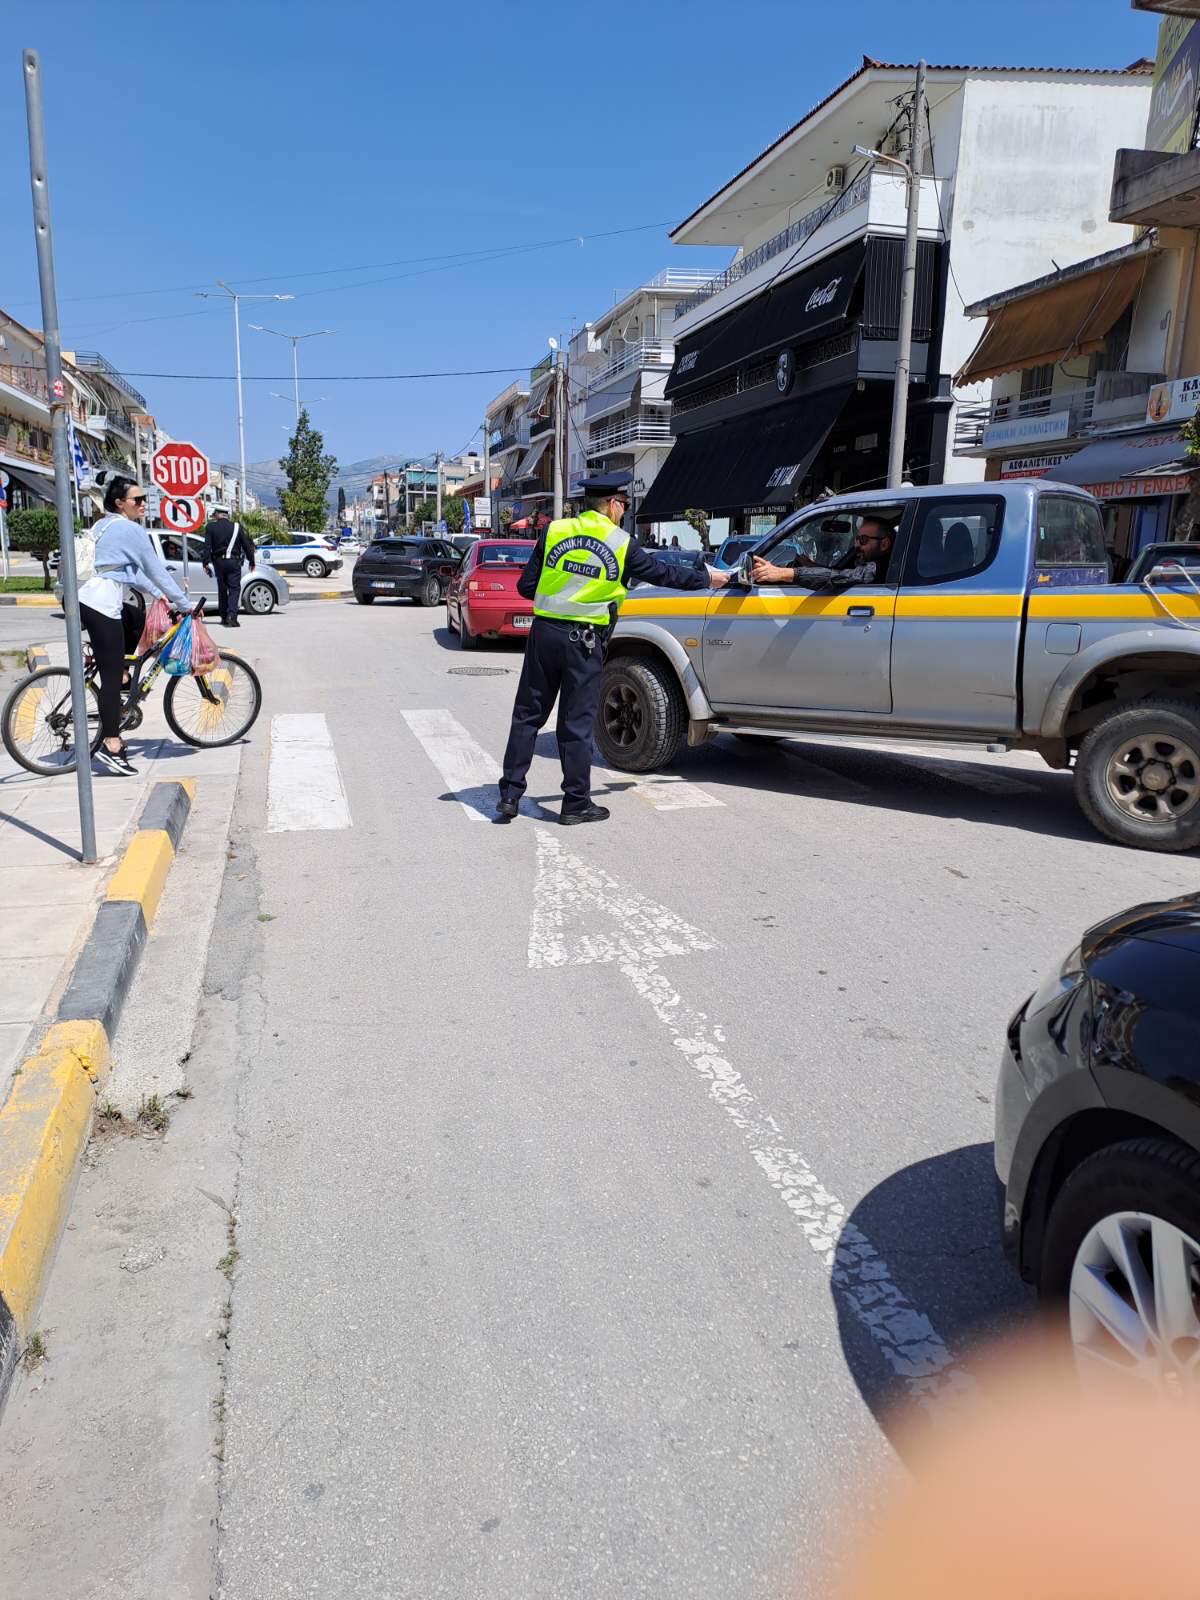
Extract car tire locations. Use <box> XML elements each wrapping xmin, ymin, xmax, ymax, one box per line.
<box><xmin>419</xmin><ymin>575</ymin><xmax>442</xmax><ymax>607</ymax></box>
<box><xmin>458</xmin><ymin>610</ymin><xmax>477</xmax><ymax>650</ymax></box>
<box><xmin>303</xmin><ymin>557</ymin><xmax>329</xmax><ymax>579</ymax></box>
<box><xmin>446</xmin><ymin>602</ymin><xmax>458</xmax><ymax>634</ymax></box>
<box><xmin>242</xmin><ymin>580</ymin><xmax>276</xmax><ymax>615</ymax></box>
<box><xmin>1074</xmin><ymin>696</ymin><xmax>1200</xmax><ymax>852</ymax></box>
<box><xmin>596</xmin><ymin>655</ymin><xmax>686</xmax><ymax>772</ymax></box>
<box><xmin>1038</xmin><ymin>1137</ymin><xmax>1200</xmax><ymax>1380</ymax></box>
<box><xmin>356</xmin><ymin>592</ymin><xmax>375</xmax><ymax>605</ymax></box>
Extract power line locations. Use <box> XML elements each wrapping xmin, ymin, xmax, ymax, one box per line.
<box><xmin>112</xmin><ymin>365</ymin><xmax>530</xmax><ymax>381</ymax></box>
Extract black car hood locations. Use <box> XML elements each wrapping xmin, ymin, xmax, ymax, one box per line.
<box><xmin>1082</xmin><ymin>893</ymin><xmax>1200</xmax><ymax>963</ymax></box>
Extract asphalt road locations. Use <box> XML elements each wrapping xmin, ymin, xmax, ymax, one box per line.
<box><xmin>190</xmin><ymin>599</ymin><xmax>1195</xmax><ymax>1598</ymax></box>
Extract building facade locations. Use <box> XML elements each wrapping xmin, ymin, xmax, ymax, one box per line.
<box><xmin>640</xmin><ymin>57</ymin><xmax>1152</xmax><ymax>536</ymax></box>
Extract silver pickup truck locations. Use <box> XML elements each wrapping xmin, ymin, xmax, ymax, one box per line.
<box><xmin>598</xmin><ymin>481</ymin><xmax>1200</xmax><ymax>853</ymax></box>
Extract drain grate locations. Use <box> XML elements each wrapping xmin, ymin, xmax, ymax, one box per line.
<box><xmin>448</xmin><ymin>666</ymin><xmax>512</xmax><ymax>676</ymax></box>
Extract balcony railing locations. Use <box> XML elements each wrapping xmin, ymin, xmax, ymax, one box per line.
<box><xmin>587</xmin><ymin>411</ymin><xmax>673</xmax><ymax>453</ymax></box>
<box><xmin>0</xmin><ymin>426</ymin><xmax>53</xmax><ymax>468</ymax></box>
<box><xmin>954</xmin><ymin>385</ymin><xmax>1097</xmax><ymax>452</ymax></box>
<box><xmin>490</xmin><ymin>423</ymin><xmax>531</xmax><ymax>455</ymax></box>
<box><xmin>0</xmin><ymin>362</ymin><xmax>50</xmax><ymax>404</ymax></box>
<box><xmin>71</xmin><ymin>352</ymin><xmax>148</xmax><ymax>409</ymax></box>
<box><xmin>674</xmin><ymin>169</ymin><xmax>874</xmax><ymax>321</ymax></box>
<box><xmin>585</xmin><ymin>339</ymin><xmax>675</xmax><ymax>395</ymax></box>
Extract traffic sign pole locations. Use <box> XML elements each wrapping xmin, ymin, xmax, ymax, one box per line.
<box><xmin>23</xmin><ymin>49</ymin><xmax>97</xmax><ymax>863</ymax></box>
<box><xmin>0</xmin><ymin>471</ymin><xmax>10</xmax><ymax>583</ymax></box>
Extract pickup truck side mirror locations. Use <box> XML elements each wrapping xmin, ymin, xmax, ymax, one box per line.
<box><xmin>737</xmin><ymin>553</ymin><xmax>754</xmax><ymax>587</ymax></box>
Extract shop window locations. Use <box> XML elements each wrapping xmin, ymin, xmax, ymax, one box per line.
<box><xmin>1035</xmin><ymin>495</ymin><xmax>1108</xmax><ymax>567</ymax></box>
<box><xmin>908</xmin><ymin>498</ymin><xmax>1005</xmax><ymax>585</ymax></box>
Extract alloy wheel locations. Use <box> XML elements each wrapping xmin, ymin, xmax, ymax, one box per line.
<box><xmin>1069</xmin><ymin>1211</ymin><xmax>1200</xmax><ymax>1391</ymax></box>
<box><xmin>602</xmin><ymin>683</ymin><xmax>644</xmax><ymax>749</ymax></box>
<box><xmin>1104</xmin><ymin>734</ymin><xmax>1200</xmax><ymax>823</ymax></box>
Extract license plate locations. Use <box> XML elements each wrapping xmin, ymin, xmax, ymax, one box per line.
<box><xmin>512</xmin><ymin>614</ymin><xmax>533</xmax><ymax>630</ymax></box>
<box><xmin>372</xmin><ymin>581</ymin><xmax>396</xmax><ymax>590</ymax></box>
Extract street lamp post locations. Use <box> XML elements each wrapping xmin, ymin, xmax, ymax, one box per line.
<box><xmin>195</xmin><ymin>283</ymin><xmax>295</xmax><ymax>513</ymax></box>
<box><xmin>250</xmin><ymin>326</ymin><xmax>335</xmax><ymax>424</ymax></box>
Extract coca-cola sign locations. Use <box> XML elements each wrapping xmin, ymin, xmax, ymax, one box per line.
<box><xmin>804</xmin><ymin>277</ymin><xmax>843</xmax><ymax>314</ymax></box>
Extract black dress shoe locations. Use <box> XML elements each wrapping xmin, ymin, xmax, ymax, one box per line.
<box><xmin>494</xmin><ymin>798</ymin><xmax>519</xmax><ymax>823</ymax></box>
<box><xmin>560</xmin><ymin>803</ymin><xmax>610</xmax><ymax>826</ymax></box>
<box><xmin>227</xmin><ymin>618</ymin><xmax>240</xmax><ymax>628</ymax></box>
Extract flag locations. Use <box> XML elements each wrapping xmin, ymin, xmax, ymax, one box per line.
<box><xmin>463</xmin><ymin>499</ymin><xmax>471</xmax><ymax>535</ymax></box>
<box><xmin>68</xmin><ymin>421</ymin><xmax>91</xmax><ymax>488</ymax></box>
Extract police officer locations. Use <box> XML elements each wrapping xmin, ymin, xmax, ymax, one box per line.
<box><xmin>496</xmin><ymin>471</ymin><xmax>729</xmax><ymax>825</ymax></box>
<box><xmin>202</xmin><ymin>505</ymin><xmax>257</xmax><ymax>627</ymax></box>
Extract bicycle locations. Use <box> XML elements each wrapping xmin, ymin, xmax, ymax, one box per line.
<box><xmin>1</xmin><ymin>600</ymin><xmax>263</xmax><ymax>776</ymax></box>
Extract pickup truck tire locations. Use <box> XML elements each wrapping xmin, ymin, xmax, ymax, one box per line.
<box><xmin>596</xmin><ymin>656</ymin><xmax>686</xmax><ymax>772</ymax></box>
<box><xmin>1075</xmin><ymin>696</ymin><xmax>1200</xmax><ymax>851</ymax></box>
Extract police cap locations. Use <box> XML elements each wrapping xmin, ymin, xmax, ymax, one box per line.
<box><xmin>579</xmin><ymin>470</ymin><xmax>633</xmax><ymax>496</ymax></box>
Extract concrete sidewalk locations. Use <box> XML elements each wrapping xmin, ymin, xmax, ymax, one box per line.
<box><xmin>0</xmin><ymin>641</ymin><xmax>242</xmax><ymax>1083</ymax></box>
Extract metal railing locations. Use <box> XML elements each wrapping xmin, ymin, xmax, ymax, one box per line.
<box><xmin>72</xmin><ymin>352</ymin><xmax>149</xmax><ymax>408</ymax></box>
<box><xmin>0</xmin><ymin>361</ymin><xmax>50</xmax><ymax>403</ymax></box>
<box><xmin>585</xmin><ymin>339</ymin><xmax>675</xmax><ymax>394</ymax></box>
<box><xmin>587</xmin><ymin>411</ymin><xmax>673</xmax><ymax>452</ymax></box>
<box><xmin>0</xmin><ymin>427</ymin><xmax>53</xmax><ymax>467</ymax></box>
<box><xmin>673</xmin><ymin>169</ymin><xmax>873</xmax><ymax>321</ymax></box>
<box><xmin>954</xmin><ymin>385</ymin><xmax>1096</xmax><ymax>451</ymax></box>
<box><xmin>490</xmin><ymin>423</ymin><xmax>531</xmax><ymax>454</ymax></box>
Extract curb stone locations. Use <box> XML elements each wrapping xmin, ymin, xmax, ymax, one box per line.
<box><xmin>0</xmin><ymin>778</ymin><xmax>196</xmax><ymax>1410</ymax></box>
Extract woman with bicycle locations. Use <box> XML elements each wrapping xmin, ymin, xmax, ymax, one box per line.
<box><xmin>79</xmin><ymin>472</ymin><xmax>190</xmax><ymax>776</ymax></box>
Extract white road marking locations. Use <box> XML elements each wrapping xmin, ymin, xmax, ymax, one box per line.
<box><xmin>266</xmin><ymin>714</ymin><xmax>351</xmax><ymax>833</ymax></box>
<box><xmin>529</xmin><ymin>828</ymin><xmax>969</xmax><ymax>1405</ymax></box>
<box><xmin>593</xmin><ymin>763</ymin><xmax>725</xmax><ymax>811</ymax></box>
<box><xmin>401</xmin><ymin>708</ymin><xmax>499</xmax><ymax>821</ymax></box>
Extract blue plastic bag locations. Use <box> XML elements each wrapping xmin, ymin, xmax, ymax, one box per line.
<box><xmin>162</xmin><ymin>616</ymin><xmax>193</xmax><ymax>677</ymax></box>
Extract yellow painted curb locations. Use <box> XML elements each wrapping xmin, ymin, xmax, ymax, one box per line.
<box><xmin>0</xmin><ymin>1021</ymin><xmax>110</xmax><ymax>1331</ymax></box>
<box><xmin>105</xmin><ymin>828</ymin><xmax>174</xmax><ymax>923</ymax></box>
<box><xmin>12</xmin><ymin>595</ymin><xmax>58</xmax><ymax>608</ymax></box>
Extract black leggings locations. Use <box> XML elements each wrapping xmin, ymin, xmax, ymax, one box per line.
<box><xmin>81</xmin><ymin>602</ymin><xmax>142</xmax><ymax>739</ymax></box>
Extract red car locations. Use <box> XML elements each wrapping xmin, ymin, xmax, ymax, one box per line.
<box><xmin>446</xmin><ymin>538</ymin><xmax>536</xmax><ymax>649</ymax></box>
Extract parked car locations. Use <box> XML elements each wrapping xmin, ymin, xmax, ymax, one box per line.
<box><xmin>445</xmin><ymin>538</ymin><xmax>535</xmax><ymax>647</ymax></box>
<box><xmin>353</xmin><ymin>536</ymin><xmax>463</xmax><ymax>606</ymax></box>
<box><xmin>54</xmin><ymin>531</ymin><xmax>290</xmax><ymax>616</ymax></box>
<box><xmin>712</xmin><ymin>535</ymin><xmax>762</xmax><ymax>570</ymax></box>
<box><xmin>598</xmin><ymin>479</ymin><xmax>1200</xmax><ymax>852</ymax></box>
<box><xmin>254</xmin><ymin>531</ymin><xmax>343</xmax><ymax>579</ymax></box>
<box><xmin>996</xmin><ymin>891</ymin><xmax>1200</xmax><ymax>1385</ymax></box>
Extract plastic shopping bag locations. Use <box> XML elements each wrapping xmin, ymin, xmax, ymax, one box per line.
<box><xmin>137</xmin><ymin>597</ymin><xmax>171</xmax><ymax>655</ymax></box>
<box><xmin>189</xmin><ymin>615</ymin><xmax>219</xmax><ymax>674</ymax></box>
<box><xmin>162</xmin><ymin>616</ymin><xmax>194</xmax><ymax>676</ymax></box>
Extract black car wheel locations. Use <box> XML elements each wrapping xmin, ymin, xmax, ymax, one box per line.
<box><xmin>458</xmin><ymin>608</ymin><xmax>477</xmax><ymax>649</ymax></box>
<box><xmin>596</xmin><ymin>656</ymin><xmax>686</xmax><ymax>772</ymax></box>
<box><xmin>303</xmin><ymin>556</ymin><xmax>329</xmax><ymax>579</ymax></box>
<box><xmin>1075</xmin><ymin>697</ymin><xmax>1200</xmax><ymax>852</ymax></box>
<box><xmin>356</xmin><ymin>591</ymin><xmax>375</xmax><ymax>605</ymax></box>
<box><xmin>419</xmin><ymin>575</ymin><xmax>442</xmax><ymax>607</ymax></box>
<box><xmin>1040</xmin><ymin>1137</ymin><xmax>1200</xmax><ymax>1389</ymax></box>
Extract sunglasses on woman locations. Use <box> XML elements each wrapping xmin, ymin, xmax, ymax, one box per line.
<box><xmin>129</xmin><ymin>493</ymin><xmax>147</xmax><ymax>505</ymax></box>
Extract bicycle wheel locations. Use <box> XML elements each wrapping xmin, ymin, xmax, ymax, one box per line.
<box><xmin>1</xmin><ymin>667</ymin><xmax>103</xmax><ymax>776</ymax></box>
<box><xmin>163</xmin><ymin>650</ymin><xmax>262</xmax><ymax>748</ymax></box>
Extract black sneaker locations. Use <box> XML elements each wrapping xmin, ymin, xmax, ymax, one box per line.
<box><xmin>560</xmin><ymin>803</ymin><xmax>609</xmax><ymax>826</ymax></box>
<box><xmin>95</xmin><ymin>746</ymin><xmax>138</xmax><ymax>777</ymax></box>
<box><xmin>494</xmin><ymin>797</ymin><xmax>519</xmax><ymax>823</ymax></box>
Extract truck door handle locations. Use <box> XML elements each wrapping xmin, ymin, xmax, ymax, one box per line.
<box><xmin>848</xmin><ymin>605</ymin><xmax>874</xmax><ymax>618</ymax></box>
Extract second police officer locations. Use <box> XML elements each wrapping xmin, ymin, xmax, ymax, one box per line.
<box><xmin>496</xmin><ymin>470</ymin><xmax>729</xmax><ymax>825</ymax></box>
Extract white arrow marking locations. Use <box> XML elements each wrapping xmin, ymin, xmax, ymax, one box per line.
<box><xmin>529</xmin><ymin>829</ymin><xmax>968</xmax><ymax>1405</ymax></box>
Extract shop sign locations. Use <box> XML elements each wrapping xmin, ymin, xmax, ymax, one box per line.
<box><xmin>1147</xmin><ymin>16</ymin><xmax>1200</xmax><ymax>154</ymax></box>
<box><xmin>765</xmin><ymin>464</ymin><xmax>801</xmax><ymax>490</ymax></box>
<box><xmin>1146</xmin><ymin>373</ymin><xmax>1200</xmax><ymax>425</ymax></box>
<box><xmin>982</xmin><ymin>410</ymin><xmax>1071</xmax><ymax>451</ymax></box>
<box><xmin>999</xmin><ymin>452</ymin><xmax>1073</xmax><ymax>480</ymax></box>
<box><xmin>1084</xmin><ymin>473</ymin><xmax>1194</xmax><ymax>501</ymax></box>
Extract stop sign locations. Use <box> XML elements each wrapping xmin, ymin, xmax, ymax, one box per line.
<box><xmin>151</xmin><ymin>442</ymin><xmax>209</xmax><ymax>497</ymax></box>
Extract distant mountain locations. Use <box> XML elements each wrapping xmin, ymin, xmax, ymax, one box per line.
<box><xmin>234</xmin><ymin>453</ymin><xmax>426</xmax><ymax>508</ymax></box>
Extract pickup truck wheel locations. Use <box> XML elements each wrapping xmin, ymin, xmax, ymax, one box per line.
<box><xmin>596</xmin><ymin>657</ymin><xmax>686</xmax><ymax>772</ymax></box>
<box><xmin>1075</xmin><ymin>697</ymin><xmax>1200</xmax><ymax>852</ymax></box>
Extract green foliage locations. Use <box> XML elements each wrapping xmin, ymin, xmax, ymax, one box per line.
<box><xmin>278</xmin><ymin>408</ymin><xmax>338</xmax><ymax>533</ymax></box>
<box><xmin>9</xmin><ymin>506</ymin><xmax>79</xmax><ymax>589</ymax></box>
<box><xmin>499</xmin><ymin>505</ymin><xmax>514</xmax><ymax>529</ymax></box>
<box><xmin>236</xmin><ymin>506</ymin><xmax>283</xmax><ymax>538</ymax></box>
<box><xmin>410</xmin><ymin>494</ymin><xmax>465</xmax><ymax>533</ymax></box>
<box><xmin>683</xmin><ymin>508</ymin><xmax>710</xmax><ymax>548</ymax></box>
<box><xmin>1182</xmin><ymin>404</ymin><xmax>1200</xmax><ymax>462</ymax></box>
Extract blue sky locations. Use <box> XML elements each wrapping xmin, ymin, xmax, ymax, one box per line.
<box><xmin>2</xmin><ymin>0</ymin><xmax>1156</xmax><ymax>479</ymax></box>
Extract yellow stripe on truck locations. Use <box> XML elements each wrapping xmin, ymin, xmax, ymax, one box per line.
<box><xmin>620</xmin><ymin>589</ymin><xmax>1200</xmax><ymax>624</ymax></box>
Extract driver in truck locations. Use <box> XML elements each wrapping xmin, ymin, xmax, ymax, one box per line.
<box><xmin>751</xmin><ymin>516</ymin><xmax>896</xmax><ymax>588</ymax></box>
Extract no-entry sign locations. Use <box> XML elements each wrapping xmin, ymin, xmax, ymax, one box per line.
<box><xmin>159</xmin><ymin>494</ymin><xmax>206</xmax><ymax>535</ymax></box>
<box><xmin>151</xmin><ymin>441</ymin><xmax>209</xmax><ymax>498</ymax></box>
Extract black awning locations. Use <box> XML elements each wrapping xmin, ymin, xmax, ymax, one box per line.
<box><xmin>2</xmin><ymin>463</ymin><xmax>55</xmax><ymax>502</ymax></box>
<box><xmin>665</xmin><ymin>241</ymin><xmax>865</xmax><ymax>399</ymax></box>
<box><xmin>637</xmin><ymin>386</ymin><xmax>851</xmax><ymax>522</ymax></box>
<box><xmin>1050</xmin><ymin>427</ymin><xmax>1190</xmax><ymax>486</ymax></box>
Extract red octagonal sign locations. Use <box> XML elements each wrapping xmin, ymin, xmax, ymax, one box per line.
<box><xmin>151</xmin><ymin>441</ymin><xmax>209</xmax><ymax>498</ymax></box>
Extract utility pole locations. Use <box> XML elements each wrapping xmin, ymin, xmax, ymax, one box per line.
<box><xmin>435</xmin><ymin>451</ymin><xmax>443</xmax><ymax>525</ymax></box>
<box><xmin>887</xmin><ymin>59</ymin><xmax>925</xmax><ymax>490</ymax></box>
<box><xmin>249</xmin><ymin>326</ymin><xmax>333</xmax><ymax>424</ymax></box>
<box><xmin>23</xmin><ymin>49</ymin><xmax>96</xmax><ymax>861</ymax></box>
<box><xmin>195</xmin><ymin>284</ymin><xmax>294</xmax><ymax>515</ymax></box>
<box><xmin>481</xmin><ymin>416</ymin><xmax>491</xmax><ymax>532</ymax></box>
<box><xmin>552</xmin><ymin>348</ymin><xmax>565</xmax><ymax>520</ymax></box>
<box><xmin>382</xmin><ymin>471</ymin><xmax>391</xmax><ymax>531</ymax></box>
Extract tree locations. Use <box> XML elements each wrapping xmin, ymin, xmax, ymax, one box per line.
<box><xmin>279</xmin><ymin>408</ymin><xmax>337</xmax><ymax>532</ymax></box>
<box><xmin>234</xmin><ymin>506</ymin><xmax>284</xmax><ymax>539</ymax></box>
<box><xmin>9</xmin><ymin>507</ymin><xmax>76</xmax><ymax>590</ymax></box>
<box><xmin>683</xmin><ymin>507</ymin><xmax>711</xmax><ymax>550</ymax></box>
<box><xmin>411</xmin><ymin>494</ymin><xmax>465</xmax><ymax>533</ymax></box>
<box><xmin>1175</xmin><ymin>404</ymin><xmax>1200</xmax><ymax>541</ymax></box>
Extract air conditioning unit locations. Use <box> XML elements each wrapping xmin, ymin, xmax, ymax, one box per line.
<box><xmin>825</xmin><ymin>165</ymin><xmax>847</xmax><ymax>194</ymax></box>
